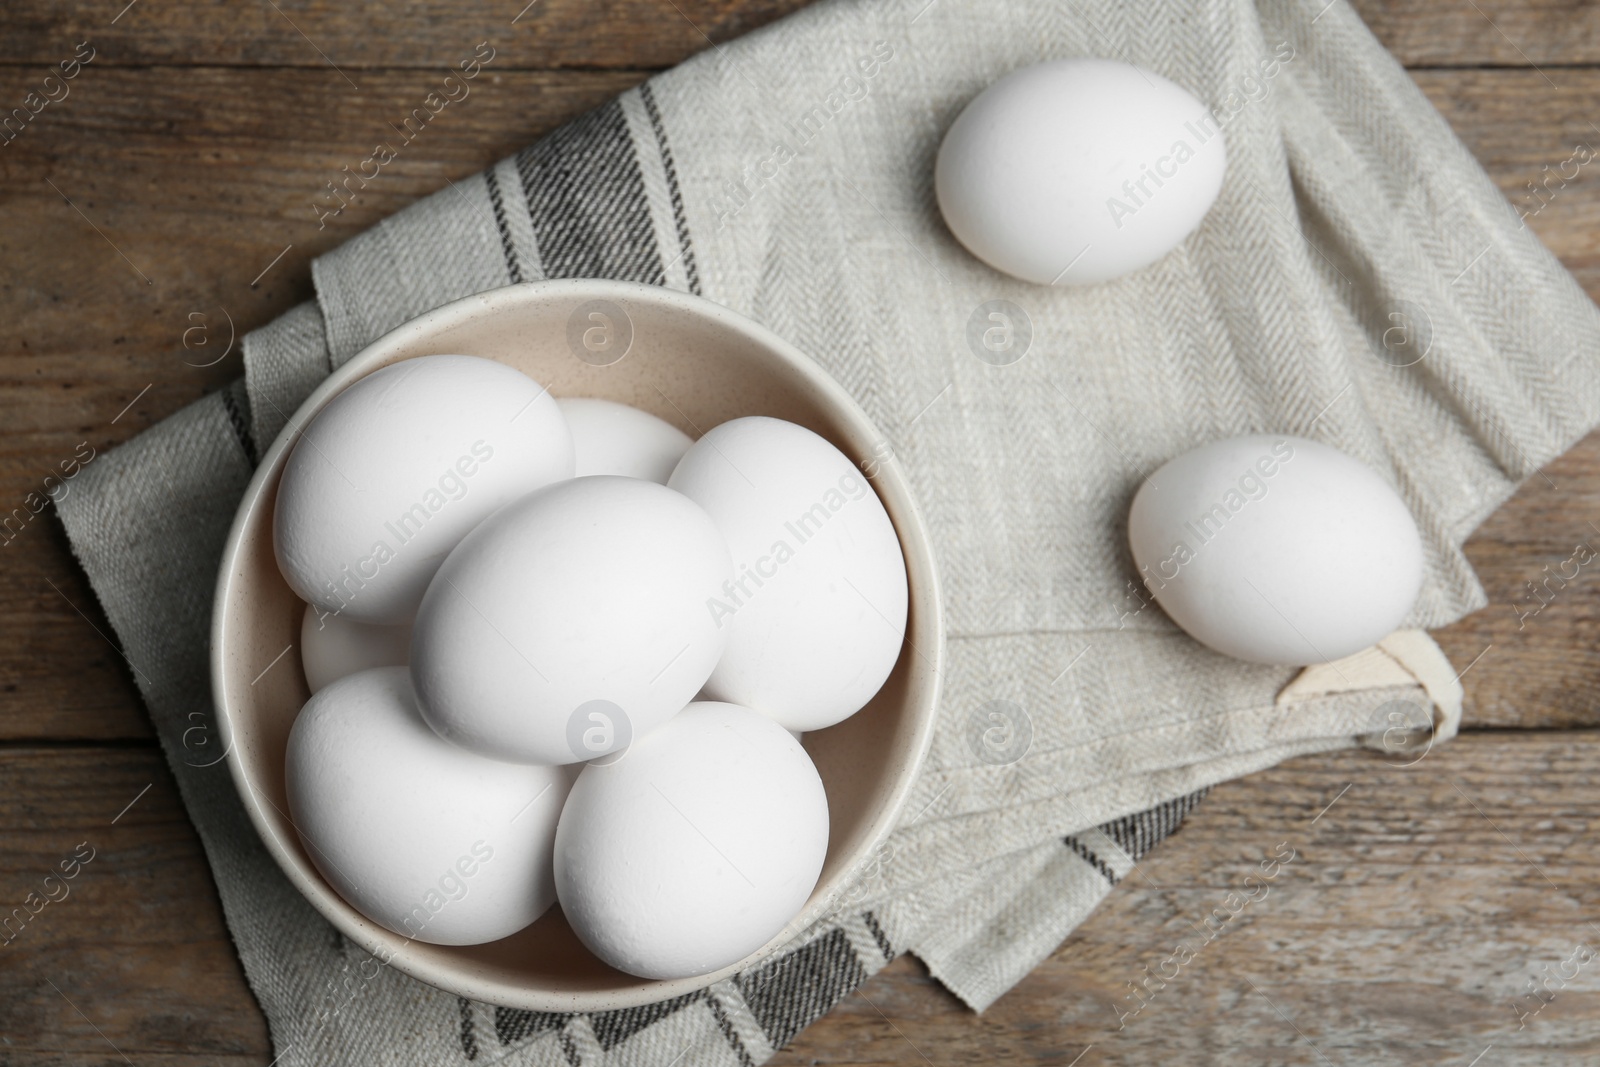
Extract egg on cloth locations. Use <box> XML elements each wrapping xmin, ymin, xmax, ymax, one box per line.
<box><xmin>299</xmin><ymin>603</ymin><xmax>411</xmax><ymax>693</ymax></box>
<box><xmin>935</xmin><ymin>57</ymin><xmax>1227</xmax><ymax>286</ymax></box>
<box><xmin>410</xmin><ymin>475</ymin><xmax>733</xmax><ymax>765</ymax></box>
<box><xmin>553</xmin><ymin>701</ymin><xmax>829</xmax><ymax>980</ymax></box>
<box><xmin>557</xmin><ymin>397</ymin><xmax>693</xmax><ymax>484</ymax></box>
<box><xmin>284</xmin><ymin>666</ymin><xmax>572</xmax><ymax>945</ymax></box>
<box><xmin>668</xmin><ymin>417</ymin><xmax>908</xmax><ymax>733</ymax></box>
<box><xmin>274</xmin><ymin>354</ymin><xmax>574</xmax><ymax>625</ymax></box>
<box><xmin>1127</xmin><ymin>434</ymin><xmax>1425</xmax><ymax>665</ymax></box>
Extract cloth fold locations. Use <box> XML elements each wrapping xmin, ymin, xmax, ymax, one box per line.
<box><xmin>55</xmin><ymin>0</ymin><xmax>1600</xmax><ymax>1063</ymax></box>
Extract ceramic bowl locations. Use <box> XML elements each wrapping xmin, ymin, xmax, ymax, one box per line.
<box><xmin>211</xmin><ymin>279</ymin><xmax>943</xmax><ymax>1011</ymax></box>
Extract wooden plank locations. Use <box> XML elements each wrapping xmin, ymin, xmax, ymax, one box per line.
<box><xmin>0</xmin><ymin>0</ymin><xmax>1580</xmax><ymax>71</ymax></box>
<box><xmin>1435</xmin><ymin>436</ymin><xmax>1600</xmax><ymax>730</ymax></box>
<box><xmin>1349</xmin><ymin>0</ymin><xmax>1600</xmax><ymax>68</ymax></box>
<box><xmin>0</xmin><ymin>1</ymin><xmax>1597</xmax><ymax>72</ymax></box>
<box><xmin>0</xmin><ymin>551</ymin><xmax>154</xmax><ymax>742</ymax></box>
<box><xmin>0</xmin><ymin>0</ymin><xmax>812</xmax><ymax>70</ymax></box>
<box><xmin>774</xmin><ymin>730</ymin><xmax>1600</xmax><ymax>1066</ymax></box>
<box><xmin>0</xmin><ymin>747</ymin><xmax>269</xmax><ymax>1065</ymax></box>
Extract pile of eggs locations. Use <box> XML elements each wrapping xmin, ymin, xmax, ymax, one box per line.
<box><xmin>273</xmin><ymin>354</ymin><xmax>908</xmax><ymax>980</ymax></box>
<box><xmin>270</xmin><ymin>52</ymin><xmax>1431</xmax><ymax>986</ymax></box>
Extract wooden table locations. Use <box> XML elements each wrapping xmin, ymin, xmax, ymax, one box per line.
<box><xmin>4</xmin><ymin>2</ymin><xmax>1600</xmax><ymax>1063</ymax></box>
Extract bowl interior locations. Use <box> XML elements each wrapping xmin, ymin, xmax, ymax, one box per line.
<box><xmin>213</xmin><ymin>280</ymin><xmax>942</xmax><ymax>1011</ymax></box>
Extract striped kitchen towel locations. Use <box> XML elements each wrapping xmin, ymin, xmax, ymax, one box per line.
<box><xmin>56</xmin><ymin>0</ymin><xmax>1600</xmax><ymax>1063</ymax></box>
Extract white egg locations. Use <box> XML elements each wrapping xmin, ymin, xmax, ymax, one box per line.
<box><xmin>554</xmin><ymin>701</ymin><xmax>829</xmax><ymax>980</ymax></box>
<box><xmin>935</xmin><ymin>58</ymin><xmax>1227</xmax><ymax>286</ymax></box>
<box><xmin>667</xmin><ymin>417</ymin><xmax>907</xmax><ymax>733</ymax></box>
<box><xmin>1127</xmin><ymin>435</ymin><xmax>1424</xmax><ymax>665</ymax></box>
<box><xmin>300</xmin><ymin>603</ymin><xmax>410</xmax><ymax>693</ymax></box>
<box><xmin>274</xmin><ymin>354</ymin><xmax>574</xmax><ymax>625</ymax></box>
<box><xmin>557</xmin><ymin>397</ymin><xmax>693</xmax><ymax>484</ymax></box>
<box><xmin>285</xmin><ymin>667</ymin><xmax>572</xmax><ymax>946</ymax></box>
<box><xmin>411</xmin><ymin>476</ymin><xmax>732</xmax><ymax>765</ymax></box>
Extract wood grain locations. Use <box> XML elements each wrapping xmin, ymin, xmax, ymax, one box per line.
<box><xmin>8</xmin><ymin>735</ymin><xmax>1600</xmax><ymax>1064</ymax></box>
<box><xmin>1349</xmin><ymin>0</ymin><xmax>1600</xmax><ymax>68</ymax></box>
<box><xmin>0</xmin><ymin>0</ymin><xmax>812</xmax><ymax>71</ymax></box>
<box><xmin>0</xmin><ymin>747</ymin><xmax>267</xmax><ymax>1065</ymax></box>
<box><xmin>3</xmin><ymin>0</ymin><xmax>1600</xmax><ymax>1063</ymax></box>
<box><xmin>1434</xmin><ymin>436</ymin><xmax>1600</xmax><ymax>730</ymax></box>
<box><xmin>0</xmin><ymin>1</ymin><xmax>1595</xmax><ymax>70</ymax></box>
<box><xmin>774</xmin><ymin>731</ymin><xmax>1600</xmax><ymax>1067</ymax></box>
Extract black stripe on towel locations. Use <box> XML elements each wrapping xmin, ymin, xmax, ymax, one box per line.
<box><xmin>492</xmin><ymin>1007</ymin><xmax>570</xmax><ymax>1046</ymax></box>
<box><xmin>515</xmin><ymin>98</ymin><xmax>664</xmax><ymax>284</ymax></box>
<box><xmin>219</xmin><ymin>379</ymin><xmax>257</xmax><ymax>468</ymax></box>
<box><xmin>1064</xmin><ymin>836</ymin><xmax>1118</xmax><ymax>886</ymax></box>
<box><xmin>1064</xmin><ymin>788</ymin><xmax>1212</xmax><ymax>887</ymax></box>
<box><xmin>589</xmin><ymin>989</ymin><xmax>706</xmax><ymax>1052</ymax></box>
<box><xmin>457</xmin><ymin>998</ymin><xmax>479</xmax><ymax>1060</ymax></box>
<box><xmin>483</xmin><ymin>166</ymin><xmax>524</xmax><ymax>285</ymax></box>
<box><xmin>862</xmin><ymin>910</ymin><xmax>895</xmax><ymax>961</ymax></box>
<box><xmin>1100</xmin><ymin>788</ymin><xmax>1210</xmax><ymax>863</ymax></box>
<box><xmin>737</xmin><ymin>926</ymin><xmax>867</xmax><ymax>1050</ymax></box>
<box><xmin>639</xmin><ymin>81</ymin><xmax>701</xmax><ymax>295</ymax></box>
<box><xmin>707</xmin><ymin>994</ymin><xmax>757</xmax><ymax>1067</ymax></box>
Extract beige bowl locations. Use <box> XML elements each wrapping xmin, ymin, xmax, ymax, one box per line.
<box><xmin>211</xmin><ymin>279</ymin><xmax>944</xmax><ymax>1012</ymax></box>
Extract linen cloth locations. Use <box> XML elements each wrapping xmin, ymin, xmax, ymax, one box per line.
<box><xmin>56</xmin><ymin>0</ymin><xmax>1600</xmax><ymax>1062</ymax></box>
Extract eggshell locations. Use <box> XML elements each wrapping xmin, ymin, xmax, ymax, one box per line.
<box><xmin>411</xmin><ymin>476</ymin><xmax>733</xmax><ymax>764</ymax></box>
<box><xmin>300</xmin><ymin>603</ymin><xmax>410</xmax><ymax>693</ymax></box>
<box><xmin>554</xmin><ymin>701</ymin><xmax>829</xmax><ymax>979</ymax></box>
<box><xmin>557</xmin><ymin>397</ymin><xmax>693</xmax><ymax>484</ymax></box>
<box><xmin>667</xmin><ymin>417</ymin><xmax>907</xmax><ymax>732</ymax></box>
<box><xmin>1127</xmin><ymin>435</ymin><xmax>1424</xmax><ymax>665</ymax></box>
<box><xmin>285</xmin><ymin>667</ymin><xmax>572</xmax><ymax>946</ymax></box>
<box><xmin>935</xmin><ymin>58</ymin><xmax>1227</xmax><ymax>286</ymax></box>
<box><xmin>274</xmin><ymin>354</ymin><xmax>574</xmax><ymax>625</ymax></box>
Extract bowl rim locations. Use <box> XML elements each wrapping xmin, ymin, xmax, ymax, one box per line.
<box><xmin>210</xmin><ymin>278</ymin><xmax>944</xmax><ymax>1012</ymax></box>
